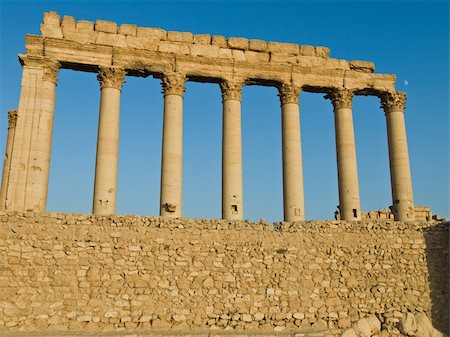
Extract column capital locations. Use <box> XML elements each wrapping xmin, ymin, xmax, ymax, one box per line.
<box><xmin>19</xmin><ymin>55</ymin><xmax>61</xmax><ymax>84</ymax></box>
<box><xmin>7</xmin><ymin>110</ymin><xmax>18</xmax><ymax>129</ymax></box>
<box><xmin>278</xmin><ymin>82</ymin><xmax>301</xmax><ymax>105</ymax></box>
<box><xmin>325</xmin><ymin>88</ymin><xmax>354</xmax><ymax>110</ymax></box>
<box><xmin>220</xmin><ymin>79</ymin><xmax>244</xmax><ymax>101</ymax></box>
<box><xmin>97</xmin><ymin>67</ymin><xmax>126</xmax><ymax>91</ymax></box>
<box><xmin>380</xmin><ymin>92</ymin><xmax>406</xmax><ymax>114</ymax></box>
<box><xmin>162</xmin><ymin>72</ymin><xmax>186</xmax><ymax>97</ymax></box>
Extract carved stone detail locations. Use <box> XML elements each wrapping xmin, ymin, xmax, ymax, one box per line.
<box><xmin>20</xmin><ymin>55</ymin><xmax>61</xmax><ymax>84</ymax></box>
<box><xmin>380</xmin><ymin>92</ymin><xmax>406</xmax><ymax>114</ymax></box>
<box><xmin>42</xmin><ymin>60</ymin><xmax>61</xmax><ymax>83</ymax></box>
<box><xmin>7</xmin><ymin>110</ymin><xmax>18</xmax><ymax>129</ymax></box>
<box><xmin>162</xmin><ymin>73</ymin><xmax>186</xmax><ymax>96</ymax></box>
<box><xmin>278</xmin><ymin>83</ymin><xmax>301</xmax><ymax>105</ymax></box>
<box><xmin>220</xmin><ymin>80</ymin><xmax>243</xmax><ymax>101</ymax></box>
<box><xmin>97</xmin><ymin>67</ymin><xmax>126</xmax><ymax>90</ymax></box>
<box><xmin>325</xmin><ymin>89</ymin><xmax>354</xmax><ymax>110</ymax></box>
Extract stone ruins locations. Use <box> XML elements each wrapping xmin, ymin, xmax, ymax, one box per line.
<box><xmin>0</xmin><ymin>11</ymin><xmax>417</xmax><ymax>222</ymax></box>
<box><xmin>0</xmin><ymin>11</ymin><xmax>448</xmax><ymax>337</ymax></box>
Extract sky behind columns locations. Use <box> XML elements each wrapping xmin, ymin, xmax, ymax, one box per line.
<box><xmin>0</xmin><ymin>0</ymin><xmax>448</xmax><ymax>222</ymax></box>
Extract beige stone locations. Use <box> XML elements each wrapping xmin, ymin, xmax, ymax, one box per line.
<box><xmin>299</xmin><ymin>45</ymin><xmax>316</xmax><ymax>56</ymax></box>
<box><xmin>136</xmin><ymin>27</ymin><xmax>167</xmax><ymax>40</ymax></box>
<box><xmin>326</xmin><ymin>89</ymin><xmax>361</xmax><ymax>220</ymax></box>
<box><xmin>119</xmin><ymin>24</ymin><xmax>137</xmax><ymax>36</ymax></box>
<box><xmin>93</xmin><ymin>67</ymin><xmax>126</xmax><ymax>215</ymax></box>
<box><xmin>168</xmin><ymin>31</ymin><xmax>193</xmax><ymax>43</ymax></box>
<box><xmin>221</xmin><ymin>80</ymin><xmax>244</xmax><ymax>220</ymax></box>
<box><xmin>249</xmin><ymin>39</ymin><xmax>267</xmax><ymax>52</ymax></box>
<box><xmin>267</xmin><ymin>41</ymin><xmax>299</xmax><ymax>54</ymax></box>
<box><xmin>193</xmin><ymin>34</ymin><xmax>211</xmax><ymax>44</ymax></box>
<box><xmin>43</xmin><ymin>11</ymin><xmax>60</xmax><ymax>26</ymax></box>
<box><xmin>212</xmin><ymin>35</ymin><xmax>227</xmax><ymax>47</ymax></box>
<box><xmin>76</xmin><ymin>20</ymin><xmax>94</xmax><ymax>31</ymax></box>
<box><xmin>95</xmin><ymin>20</ymin><xmax>117</xmax><ymax>34</ymax></box>
<box><xmin>190</xmin><ymin>44</ymin><xmax>219</xmax><ymax>58</ymax></box>
<box><xmin>227</xmin><ymin>37</ymin><xmax>248</xmax><ymax>50</ymax></box>
<box><xmin>160</xmin><ymin>73</ymin><xmax>185</xmax><ymax>218</ymax></box>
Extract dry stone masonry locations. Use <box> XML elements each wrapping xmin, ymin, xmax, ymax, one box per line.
<box><xmin>1</xmin><ymin>11</ymin><xmax>416</xmax><ymax>222</ymax></box>
<box><xmin>1</xmin><ymin>12</ymin><xmax>447</xmax><ymax>337</ymax></box>
<box><xmin>0</xmin><ymin>212</ymin><xmax>448</xmax><ymax>336</ymax></box>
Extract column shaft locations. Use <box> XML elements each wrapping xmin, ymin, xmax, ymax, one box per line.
<box><xmin>92</xmin><ymin>67</ymin><xmax>125</xmax><ymax>215</ymax></box>
<box><xmin>5</xmin><ymin>55</ymin><xmax>60</xmax><ymax>212</ymax></box>
<box><xmin>279</xmin><ymin>83</ymin><xmax>304</xmax><ymax>221</ymax></box>
<box><xmin>0</xmin><ymin>110</ymin><xmax>18</xmax><ymax>210</ymax></box>
<box><xmin>327</xmin><ymin>89</ymin><xmax>361</xmax><ymax>220</ymax></box>
<box><xmin>382</xmin><ymin>92</ymin><xmax>415</xmax><ymax>221</ymax></box>
<box><xmin>222</xmin><ymin>93</ymin><xmax>243</xmax><ymax>220</ymax></box>
<box><xmin>160</xmin><ymin>73</ymin><xmax>185</xmax><ymax>217</ymax></box>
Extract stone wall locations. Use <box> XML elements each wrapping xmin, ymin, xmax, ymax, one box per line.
<box><xmin>0</xmin><ymin>212</ymin><xmax>448</xmax><ymax>336</ymax></box>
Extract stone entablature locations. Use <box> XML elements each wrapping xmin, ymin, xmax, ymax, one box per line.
<box><xmin>34</xmin><ymin>11</ymin><xmax>393</xmax><ymax>94</ymax></box>
<box><xmin>1</xmin><ymin>11</ymin><xmax>416</xmax><ymax>223</ymax></box>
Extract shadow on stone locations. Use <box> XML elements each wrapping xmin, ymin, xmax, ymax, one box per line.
<box><xmin>424</xmin><ymin>221</ymin><xmax>449</xmax><ymax>334</ymax></box>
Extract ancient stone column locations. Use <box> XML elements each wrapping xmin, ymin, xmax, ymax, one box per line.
<box><xmin>278</xmin><ymin>83</ymin><xmax>305</xmax><ymax>221</ymax></box>
<box><xmin>92</xmin><ymin>67</ymin><xmax>126</xmax><ymax>215</ymax></box>
<box><xmin>381</xmin><ymin>92</ymin><xmax>415</xmax><ymax>221</ymax></box>
<box><xmin>0</xmin><ymin>110</ymin><xmax>18</xmax><ymax>210</ymax></box>
<box><xmin>160</xmin><ymin>73</ymin><xmax>185</xmax><ymax>217</ymax></box>
<box><xmin>220</xmin><ymin>80</ymin><xmax>244</xmax><ymax>220</ymax></box>
<box><xmin>326</xmin><ymin>89</ymin><xmax>361</xmax><ymax>220</ymax></box>
<box><xmin>4</xmin><ymin>55</ymin><xmax>60</xmax><ymax>212</ymax></box>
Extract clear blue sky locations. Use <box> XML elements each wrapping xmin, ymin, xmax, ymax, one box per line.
<box><xmin>0</xmin><ymin>1</ymin><xmax>448</xmax><ymax>221</ymax></box>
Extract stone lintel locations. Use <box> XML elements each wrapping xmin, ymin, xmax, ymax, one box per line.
<box><xmin>27</xmin><ymin>23</ymin><xmax>395</xmax><ymax>96</ymax></box>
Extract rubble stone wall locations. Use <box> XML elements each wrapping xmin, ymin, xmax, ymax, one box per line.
<box><xmin>0</xmin><ymin>212</ymin><xmax>448</xmax><ymax>335</ymax></box>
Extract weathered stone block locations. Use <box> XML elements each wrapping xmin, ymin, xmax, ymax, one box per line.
<box><xmin>190</xmin><ymin>44</ymin><xmax>219</xmax><ymax>58</ymax></box>
<box><xmin>299</xmin><ymin>45</ymin><xmax>315</xmax><ymax>56</ymax></box>
<box><xmin>232</xmin><ymin>49</ymin><xmax>246</xmax><ymax>61</ymax></box>
<box><xmin>268</xmin><ymin>41</ymin><xmax>299</xmax><ymax>55</ymax></box>
<box><xmin>315</xmin><ymin>46</ymin><xmax>330</xmax><ymax>58</ymax></box>
<box><xmin>137</xmin><ymin>27</ymin><xmax>167</xmax><ymax>40</ymax></box>
<box><xmin>158</xmin><ymin>41</ymin><xmax>190</xmax><ymax>55</ymax></box>
<box><xmin>270</xmin><ymin>52</ymin><xmax>297</xmax><ymax>64</ymax></box>
<box><xmin>193</xmin><ymin>34</ymin><xmax>211</xmax><ymax>45</ymax></box>
<box><xmin>167</xmin><ymin>31</ymin><xmax>193</xmax><ymax>43</ymax></box>
<box><xmin>43</xmin><ymin>11</ymin><xmax>60</xmax><ymax>26</ymax></box>
<box><xmin>244</xmin><ymin>50</ymin><xmax>269</xmax><ymax>63</ymax></box>
<box><xmin>76</xmin><ymin>20</ymin><xmax>94</xmax><ymax>31</ymax></box>
<box><xmin>249</xmin><ymin>39</ymin><xmax>267</xmax><ymax>52</ymax></box>
<box><xmin>211</xmin><ymin>35</ymin><xmax>227</xmax><ymax>47</ymax></box>
<box><xmin>40</xmin><ymin>24</ymin><xmax>63</xmax><ymax>39</ymax></box>
<box><xmin>218</xmin><ymin>48</ymin><xmax>233</xmax><ymax>59</ymax></box>
<box><xmin>25</xmin><ymin>35</ymin><xmax>44</xmax><ymax>56</ymax></box>
<box><xmin>96</xmin><ymin>32</ymin><xmax>127</xmax><ymax>47</ymax></box>
<box><xmin>95</xmin><ymin>20</ymin><xmax>117</xmax><ymax>34</ymax></box>
<box><xmin>61</xmin><ymin>16</ymin><xmax>76</xmax><ymax>29</ymax></box>
<box><xmin>227</xmin><ymin>37</ymin><xmax>248</xmax><ymax>50</ymax></box>
<box><xmin>119</xmin><ymin>24</ymin><xmax>137</xmax><ymax>36</ymax></box>
<box><xmin>349</xmin><ymin>60</ymin><xmax>375</xmax><ymax>73</ymax></box>
<box><xmin>126</xmin><ymin>36</ymin><xmax>158</xmax><ymax>51</ymax></box>
<box><xmin>62</xmin><ymin>27</ymin><xmax>98</xmax><ymax>44</ymax></box>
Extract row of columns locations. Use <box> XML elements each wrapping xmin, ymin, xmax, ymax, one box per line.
<box><xmin>0</xmin><ymin>58</ymin><xmax>415</xmax><ymax>221</ymax></box>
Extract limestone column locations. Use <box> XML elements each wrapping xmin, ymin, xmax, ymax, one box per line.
<box><xmin>278</xmin><ymin>83</ymin><xmax>305</xmax><ymax>221</ymax></box>
<box><xmin>160</xmin><ymin>73</ymin><xmax>185</xmax><ymax>217</ymax></box>
<box><xmin>92</xmin><ymin>67</ymin><xmax>126</xmax><ymax>215</ymax></box>
<box><xmin>5</xmin><ymin>55</ymin><xmax>60</xmax><ymax>212</ymax></box>
<box><xmin>220</xmin><ymin>80</ymin><xmax>244</xmax><ymax>220</ymax></box>
<box><xmin>381</xmin><ymin>92</ymin><xmax>415</xmax><ymax>221</ymax></box>
<box><xmin>0</xmin><ymin>110</ymin><xmax>18</xmax><ymax>210</ymax></box>
<box><xmin>326</xmin><ymin>89</ymin><xmax>361</xmax><ymax>220</ymax></box>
